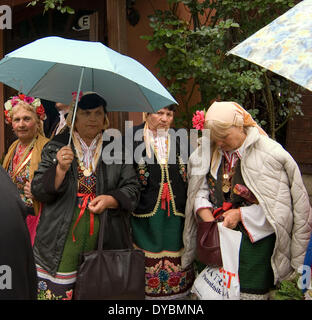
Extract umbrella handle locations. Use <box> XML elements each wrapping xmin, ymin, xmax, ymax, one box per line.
<box><xmin>68</xmin><ymin>67</ymin><xmax>85</xmax><ymax>146</ymax></box>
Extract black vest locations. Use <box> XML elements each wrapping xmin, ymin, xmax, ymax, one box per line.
<box><xmin>132</xmin><ymin>124</ymin><xmax>187</xmax><ymax>215</ymax></box>
<box><xmin>206</xmin><ymin>157</ymin><xmax>251</xmax><ymax>209</ymax></box>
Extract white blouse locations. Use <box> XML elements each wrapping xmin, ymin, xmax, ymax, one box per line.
<box><xmin>194</xmin><ymin>143</ymin><xmax>274</xmax><ymax>243</ymax></box>
<box><xmin>74</xmin><ymin>131</ymin><xmax>102</xmax><ymax>172</ymax></box>
<box><xmin>147</xmin><ymin>129</ymin><xmax>168</xmax><ymax>164</ymax></box>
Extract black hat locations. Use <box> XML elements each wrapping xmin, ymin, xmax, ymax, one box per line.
<box><xmin>78</xmin><ymin>93</ymin><xmax>107</xmax><ymax>113</ymax></box>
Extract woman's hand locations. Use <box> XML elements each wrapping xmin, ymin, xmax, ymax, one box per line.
<box><xmin>24</xmin><ymin>181</ymin><xmax>34</xmax><ymax>199</ymax></box>
<box><xmin>56</xmin><ymin>146</ymin><xmax>74</xmax><ymax>173</ymax></box>
<box><xmin>88</xmin><ymin>195</ymin><xmax>118</xmax><ymax>214</ymax></box>
<box><xmin>55</xmin><ymin>146</ymin><xmax>74</xmax><ymax>190</ymax></box>
<box><xmin>222</xmin><ymin>208</ymin><xmax>241</xmax><ymax>229</ymax></box>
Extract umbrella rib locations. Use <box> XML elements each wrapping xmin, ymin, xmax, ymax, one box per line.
<box><xmin>134</xmin><ymin>82</ymin><xmax>160</xmax><ymax>113</ymax></box>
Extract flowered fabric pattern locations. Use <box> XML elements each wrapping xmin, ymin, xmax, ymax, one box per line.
<box><xmin>145</xmin><ymin>258</ymin><xmax>194</xmax><ymax>298</ymax></box>
<box><xmin>37</xmin><ymin>267</ymin><xmax>75</xmax><ymax>300</ymax></box>
<box><xmin>228</xmin><ymin>0</ymin><xmax>312</xmax><ymax>91</ymax></box>
<box><xmin>132</xmin><ymin>203</ymin><xmax>194</xmax><ymax>299</ymax></box>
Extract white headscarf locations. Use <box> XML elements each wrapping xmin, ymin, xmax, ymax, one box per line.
<box><xmin>205</xmin><ymin>101</ymin><xmax>267</xmax><ymax>176</ymax></box>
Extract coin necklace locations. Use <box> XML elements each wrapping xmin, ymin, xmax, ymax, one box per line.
<box><xmin>78</xmin><ymin>160</ymin><xmax>92</xmax><ymax>177</ymax></box>
<box><xmin>222</xmin><ymin>172</ymin><xmax>232</xmax><ymax>193</ymax></box>
<box><xmin>222</xmin><ymin>159</ymin><xmax>234</xmax><ymax>193</ymax></box>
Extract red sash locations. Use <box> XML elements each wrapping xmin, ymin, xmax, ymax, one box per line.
<box><xmin>72</xmin><ymin>193</ymin><xmax>96</xmax><ymax>242</ymax></box>
<box><xmin>161</xmin><ymin>182</ymin><xmax>171</xmax><ymax>217</ymax></box>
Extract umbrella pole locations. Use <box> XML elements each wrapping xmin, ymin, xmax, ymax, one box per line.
<box><xmin>68</xmin><ymin>67</ymin><xmax>85</xmax><ymax>146</ymax></box>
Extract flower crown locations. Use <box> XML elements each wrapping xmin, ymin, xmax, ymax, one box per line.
<box><xmin>192</xmin><ymin>109</ymin><xmax>206</xmax><ymax>130</ymax></box>
<box><xmin>4</xmin><ymin>94</ymin><xmax>46</xmax><ymax>124</ymax></box>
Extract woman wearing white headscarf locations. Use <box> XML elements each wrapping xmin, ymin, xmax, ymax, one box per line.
<box><xmin>182</xmin><ymin>101</ymin><xmax>312</xmax><ymax>299</ymax></box>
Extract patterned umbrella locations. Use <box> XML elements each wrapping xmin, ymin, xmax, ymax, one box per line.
<box><xmin>228</xmin><ymin>0</ymin><xmax>312</xmax><ymax>92</ymax></box>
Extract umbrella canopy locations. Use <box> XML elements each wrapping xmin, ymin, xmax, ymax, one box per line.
<box><xmin>227</xmin><ymin>0</ymin><xmax>312</xmax><ymax>92</ymax></box>
<box><xmin>0</xmin><ymin>36</ymin><xmax>177</xmax><ymax>112</ymax></box>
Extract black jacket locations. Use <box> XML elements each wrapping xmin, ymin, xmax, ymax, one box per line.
<box><xmin>31</xmin><ymin>129</ymin><xmax>141</xmax><ymax>276</ymax></box>
<box><xmin>0</xmin><ymin>167</ymin><xmax>37</xmax><ymax>299</ymax></box>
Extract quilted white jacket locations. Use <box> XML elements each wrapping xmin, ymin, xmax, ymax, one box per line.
<box><xmin>182</xmin><ymin>127</ymin><xmax>312</xmax><ymax>284</ymax></box>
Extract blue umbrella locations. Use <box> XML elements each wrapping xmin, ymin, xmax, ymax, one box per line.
<box><xmin>0</xmin><ymin>36</ymin><xmax>177</xmax><ymax>143</ymax></box>
<box><xmin>0</xmin><ymin>36</ymin><xmax>177</xmax><ymax>112</ymax></box>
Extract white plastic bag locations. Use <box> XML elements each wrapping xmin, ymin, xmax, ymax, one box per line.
<box><xmin>192</xmin><ymin>223</ymin><xmax>242</xmax><ymax>300</ymax></box>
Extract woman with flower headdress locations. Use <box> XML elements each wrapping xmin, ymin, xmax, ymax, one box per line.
<box><xmin>182</xmin><ymin>101</ymin><xmax>312</xmax><ymax>300</ymax></box>
<box><xmin>2</xmin><ymin>94</ymin><xmax>49</xmax><ymax>245</ymax></box>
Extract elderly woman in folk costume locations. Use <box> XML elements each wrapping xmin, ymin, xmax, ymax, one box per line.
<box><xmin>130</xmin><ymin>106</ymin><xmax>194</xmax><ymax>300</ymax></box>
<box><xmin>2</xmin><ymin>94</ymin><xmax>49</xmax><ymax>245</ymax></box>
<box><xmin>31</xmin><ymin>92</ymin><xmax>140</xmax><ymax>300</ymax></box>
<box><xmin>182</xmin><ymin>101</ymin><xmax>312</xmax><ymax>300</ymax></box>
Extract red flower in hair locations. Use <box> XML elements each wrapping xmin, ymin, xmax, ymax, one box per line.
<box><xmin>192</xmin><ymin>110</ymin><xmax>205</xmax><ymax>130</ymax></box>
<box><xmin>36</xmin><ymin>104</ymin><xmax>45</xmax><ymax>118</ymax></box>
<box><xmin>4</xmin><ymin>110</ymin><xmax>11</xmax><ymax>124</ymax></box>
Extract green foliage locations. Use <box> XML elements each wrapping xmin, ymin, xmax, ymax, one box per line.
<box><xmin>27</xmin><ymin>0</ymin><xmax>74</xmax><ymax>14</ymax></box>
<box><xmin>271</xmin><ymin>273</ymin><xmax>304</xmax><ymax>300</ymax></box>
<box><xmin>142</xmin><ymin>0</ymin><xmax>303</xmax><ymax>141</ymax></box>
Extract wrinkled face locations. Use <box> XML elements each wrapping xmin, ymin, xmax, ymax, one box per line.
<box><xmin>74</xmin><ymin>106</ymin><xmax>105</xmax><ymax>141</ymax></box>
<box><xmin>213</xmin><ymin>126</ymin><xmax>246</xmax><ymax>152</ymax></box>
<box><xmin>146</xmin><ymin>108</ymin><xmax>174</xmax><ymax>132</ymax></box>
<box><xmin>11</xmin><ymin>105</ymin><xmax>39</xmax><ymax>144</ymax></box>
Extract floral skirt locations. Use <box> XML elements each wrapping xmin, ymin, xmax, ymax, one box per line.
<box><xmin>131</xmin><ymin>204</ymin><xmax>195</xmax><ymax>300</ymax></box>
<box><xmin>37</xmin><ymin>266</ymin><xmax>76</xmax><ymax>300</ymax></box>
<box><xmin>37</xmin><ymin>206</ymin><xmax>99</xmax><ymax>300</ymax></box>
